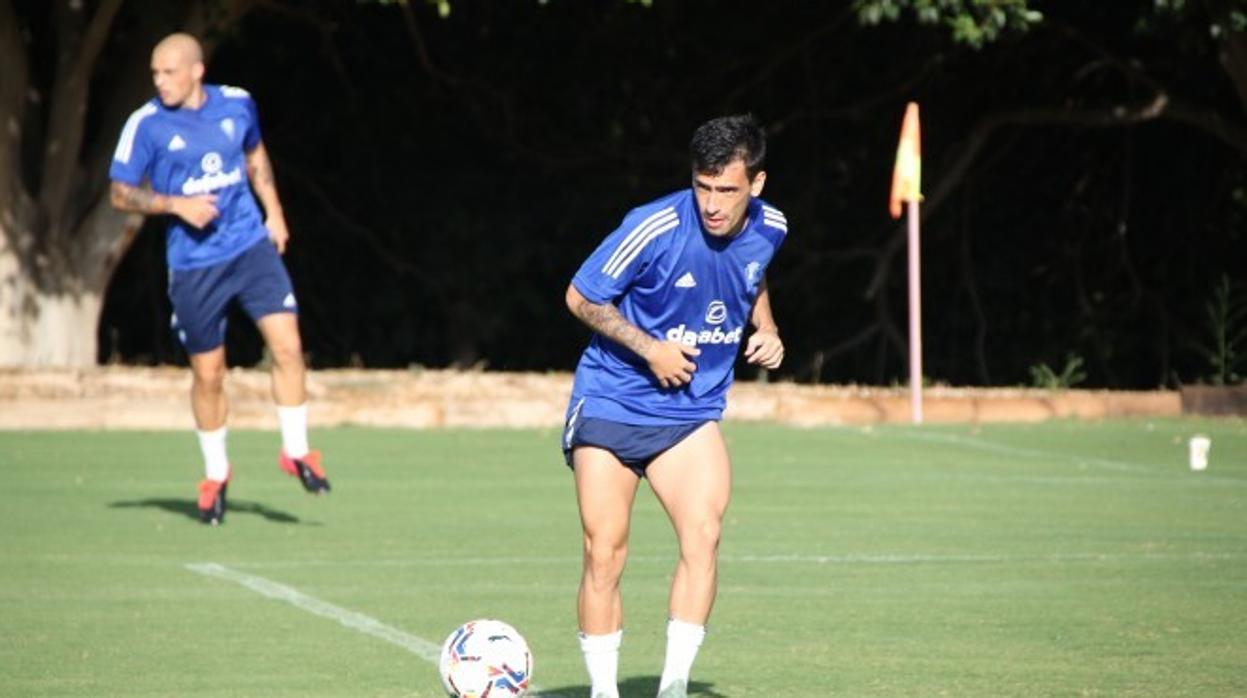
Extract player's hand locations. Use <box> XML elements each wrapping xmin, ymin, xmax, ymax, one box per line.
<box><xmin>745</xmin><ymin>329</ymin><xmax>784</xmax><ymax>369</ymax></box>
<box><xmin>645</xmin><ymin>340</ymin><xmax>700</xmax><ymax>389</ymax></box>
<box><xmin>266</xmin><ymin>215</ymin><xmax>290</xmax><ymax>254</ymax></box>
<box><xmin>171</xmin><ymin>195</ymin><xmax>219</xmax><ymax>229</ymax></box>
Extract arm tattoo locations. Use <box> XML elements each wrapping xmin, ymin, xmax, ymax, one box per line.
<box><xmin>572</xmin><ymin>297</ymin><xmax>656</xmax><ymax>359</ymax></box>
<box><xmin>111</xmin><ymin>182</ymin><xmax>165</xmax><ymax>214</ymax></box>
<box><xmin>124</xmin><ymin>187</ymin><xmax>156</xmax><ymax>210</ymax></box>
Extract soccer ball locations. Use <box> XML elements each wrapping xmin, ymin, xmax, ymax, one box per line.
<box><xmin>438</xmin><ymin>618</ymin><xmax>532</xmax><ymax>697</ymax></box>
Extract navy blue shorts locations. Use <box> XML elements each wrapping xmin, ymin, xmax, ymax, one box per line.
<box><xmin>168</xmin><ymin>238</ymin><xmax>296</xmax><ymax>354</ymax></box>
<box><xmin>562</xmin><ymin>409</ymin><xmax>708</xmax><ymax>478</ymax></box>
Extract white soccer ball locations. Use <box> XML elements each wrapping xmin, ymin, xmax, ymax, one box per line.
<box><xmin>438</xmin><ymin>618</ymin><xmax>532</xmax><ymax>697</ymax></box>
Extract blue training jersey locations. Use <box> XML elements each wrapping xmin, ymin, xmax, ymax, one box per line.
<box><xmin>569</xmin><ymin>189</ymin><xmax>788</xmax><ymax>425</ymax></box>
<box><xmin>109</xmin><ymin>84</ymin><xmax>268</xmax><ymax>270</ymax></box>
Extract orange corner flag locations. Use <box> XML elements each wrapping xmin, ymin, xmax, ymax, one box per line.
<box><xmin>889</xmin><ymin>102</ymin><xmax>922</xmax><ymax>219</ymax></box>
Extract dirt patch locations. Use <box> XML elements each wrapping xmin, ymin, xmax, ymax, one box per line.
<box><xmin>0</xmin><ymin>367</ymin><xmax>1185</xmax><ymax>430</ymax></box>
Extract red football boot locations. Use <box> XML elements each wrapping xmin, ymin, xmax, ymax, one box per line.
<box><xmin>278</xmin><ymin>450</ymin><xmax>331</xmax><ymax>494</ymax></box>
<box><xmin>197</xmin><ymin>477</ymin><xmax>229</xmax><ymax>525</ymax></box>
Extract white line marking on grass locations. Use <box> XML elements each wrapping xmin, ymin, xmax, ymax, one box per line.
<box><xmin>895</xmin><ymin>430</ymin><xmax>1149</xmax><ymax>473</ymax></box>
<box><xmin>186</xmin><ymin>562</ymin><xmax>442</xmax><ymax>658</ymax></box>
<box><xmin>221</xmin><ymin>551</ymin><xmax>1247</xmax><ymax>570</ymax></box>
<box><xmin>232</xmin><ymin>556</ymin><xmax>587</xmax><ymax>568</ymax></box>
<box><xmin>727</xmin><ymin>551</ymin><xmax>1247</xmax><ymax>565</ymax></box>
<box><xmin>185</xmin><ymin>562</ymin><xmax>562</xmax><ymax>697</ymax></box>
<box><xmin>894</xmin><ymin>431</ymin><xmax>1247</xmax><ymax>486</ymax></box>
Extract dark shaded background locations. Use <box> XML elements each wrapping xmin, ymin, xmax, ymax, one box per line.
<box><xmin>90</xmin><ymin>1</ymin><xmax>1246</xmax><ymax>388</ymax></box>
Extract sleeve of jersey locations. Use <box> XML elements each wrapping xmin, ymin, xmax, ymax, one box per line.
<box><xmin>758</xmin><ymin>203</ymin><xmax>790</xmax><ymax>252</ymax></box>
<box><xmin>242</xmin><ymin>96</ymin><xmax>262</xmax><ymax>152</ymax></box>
<box><xmin>768</xmin><ymin>226</ymin><xmax>788</xmax><ymax>252</ymax></box>
<box><xmin>108</xmin><ymin>108</ymin><xmax>155</xmax><ymax>185</ymax></box>
<box><xmin>571</xmin><ymin>206</ymin><xmax>676</xmax><ymax>304</ymax></box>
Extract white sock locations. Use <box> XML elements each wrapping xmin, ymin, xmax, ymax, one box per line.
<box><xmin>197</xmin><ymin>427</ymin><xmax>230</xmax><ymax>482</ymax></box>
<box><xmin>658</xmin><ymin>618</ymin><xmax>705</xmax><ymax>691</ymax></box>
<box><xmin>277</xmin><ymin>403</ymin><xmax>309</xmax><ymax>458</ymax></box>
<box><xmin>578</xmin><ymin>629</ymin><xmax>622</xmax><ymax>698</ymax></box>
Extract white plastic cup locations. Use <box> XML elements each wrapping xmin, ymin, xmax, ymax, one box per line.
<box><xmin>1189</xmin><ymin>435</ymin><xmax>1211</xmax><ymax>471</ymax></box>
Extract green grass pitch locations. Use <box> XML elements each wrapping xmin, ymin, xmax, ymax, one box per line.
<box><xmin>1</xmin><ymin>418</ymin><xmax>1245</xmax><ymax>696</ymax></box>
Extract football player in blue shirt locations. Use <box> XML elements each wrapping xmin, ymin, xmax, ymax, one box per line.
<box><xmin>108</xmin><ymin>34</ymin><xmax>330</xmax><ymax>526</ymax></box>
<box><xmin>563</xmin><ymin>115</ymin><xmax>785</xmax><ymax>698</ymax></box>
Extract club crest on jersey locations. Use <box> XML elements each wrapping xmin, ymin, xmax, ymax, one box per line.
<box><xmin>745</xmin><ymin>261</ymin><xmax>761</xmax><ymax>284</ymax></box>
<box><xmin>219</xmin><ymin>118</ymin><xmax>235</xmax><ymax>140</ymax></box>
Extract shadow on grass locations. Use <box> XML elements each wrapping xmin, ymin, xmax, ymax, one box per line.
<box><xmin>108</xmin><ymin>497</ymin><xmax>305</xmax><ymax>524</ymax></box>
<box><xmin>535</xmin><ymin>677</ymin><xmax>724</xmax><ymax>697</ymax></box>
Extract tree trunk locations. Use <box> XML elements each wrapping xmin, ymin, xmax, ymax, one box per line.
<box><xmin>0</xmin><ymin>0</ymin><xmax>122</xmax><ymax>367</ymax></box>
<box><xmin>0</xmin><ymin>283</ymin><xmax>104</xmax><ymax>367</ymax></box>
<box><xmin>0</xmin><ymin>185</ymin><xmax>141</xmax><ymax>366</ymax></box>
<box><xmin>0</xmin><ymin>228</ymin><xmax>88</xmax><ymax>366</ymax></box>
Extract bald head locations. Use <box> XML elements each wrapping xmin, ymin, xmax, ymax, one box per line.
<box><xmin>150</xmin><ymin>33</ymin><xmax>205</xmax><ymax>108</ymax></box>
<box><xmin>153</xmin><ymin>33</ymin><xmax>203</xmax><ymax>65</ymax></box>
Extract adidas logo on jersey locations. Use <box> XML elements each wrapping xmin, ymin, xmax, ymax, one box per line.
<box><xmin>283</xmin><ymin>293</ymin><xmax>297</xmax><ymax>309</ymax></box>
<box><xmin>168</xmin><ymin>135</ymin><xmax>186</xmax><ymax>151</ymax></box>
<box><xmin>675</xmin><ymin>272</ymin><xmax>697</xmax><ymax>288</ymax></box>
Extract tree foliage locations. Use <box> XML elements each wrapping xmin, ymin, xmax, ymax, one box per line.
<box><xmin>854</xmin><ymin>0</ymin><xmax>1042</xmax><ymax>47</ymax></box>
<box><xmin>1193</xmin><ymin>276</ymin><xmax>1247</xmax><ymax>385</ymax></box>
<box><xmin>6</xmin><ymin>0</ymin><xmax>1244</xmax><ymax>388</ymax></box>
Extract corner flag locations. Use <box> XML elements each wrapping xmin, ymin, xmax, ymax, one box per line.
<box><xmin>889</xmin><ymin>102</ymin><xmax>922</xmax><ymax>219</ymax></box>
<box><xmin>890</xmin><ymin>102</ymin><xmax>924</xmax><ymax>424</ymax></box>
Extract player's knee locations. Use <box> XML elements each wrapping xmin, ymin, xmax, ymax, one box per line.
<box><xmin>191</xmin><ymin>362</ymin><xmax>226</xmax><ymax>391</ymax></box>
<box><xmin>680</xmin><ymin>517</ymin><xmax>722</xmax><ymax>559</ymax></box>
<box><xmin>582</xmin><ymin>536</ymin><xmax>628</xmax><ymax>580</ymax></box>
<box><xmin>268</xmin><ymin>340</ymin><xmax>304</xmax><ymax>371</ymax></box>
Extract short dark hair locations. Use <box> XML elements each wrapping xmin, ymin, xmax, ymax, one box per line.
<box><xmin>690</xmin><ymin>114</ymin><xmax>766</xmax><ymax>179</ymax></box>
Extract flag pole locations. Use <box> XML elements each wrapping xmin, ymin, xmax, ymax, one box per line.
<box><xmin>907</xmin><ymin>198</ymin><xmax>923</xmax><ymax>424</ymax></box>
<box><xmin>889</xmin><ymin>102</ymin><xmax>924</xmax><ymax>424</ymax></box>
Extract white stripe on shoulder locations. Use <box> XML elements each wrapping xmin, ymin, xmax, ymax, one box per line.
<box><xmin>601</xmin><ymin>206</ymin><xmax>678</xmax><ymax>277</ymax></box>
<box><xmin>762</xmin><ymin>218</ymin><xmax>788</xmax><ymax>233</ymax></box>
<box><xmin>606</xmin><ymin>215</ymin><xmax>679</xmax><ymax>279</ymax></box>
<box><xmin>112</xmin><ymin>103</ymin><xmax>159</xmax><ymax>164</ymax></box>
<box><xmin>762</xmin><ymin>205</ymin><xmax>788</xmax><ymax>234</ymax></box>
<box><xmin>762</xmin><ymin>205</ymin><xmax>787</xmax><ymax>222</ymax></box>
<box><xmin>220</xmin><ymin>85</ymin><xmax>251</xmax><ymax>98</ymax></box>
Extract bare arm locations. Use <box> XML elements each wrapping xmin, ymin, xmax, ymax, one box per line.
<box><xmin>565</xmin><ymin>283</ymin><xmax>656</xmax><ymax>358</ymax></box>
<box><xmin>750</xmin><ymin>276</ymin><xmax>780</xmax><ymax>333</ymax></box>
<box><xmin>109</xmin><ymin>181</ymin><xmax>219</xmax><ymax>228</ymax></box>
<box><xmin>109</xmin><ymin>181</ymin><xmax>170</xmax><ymax>215</ymax></box>
<box><xmin>565</xmin><ymin>283</ymin><xmax>699</xmax><ymax>388</ymax></box>
<box><xmin>745</xmin><ymin>275</ymin><xmax>784</xmax><ymax>369</ymax></box>
<box><xmin>246</xmin><ymin>141</ymin><xmax>290</xmax><ymax>253</ymax></box>
<box><xmin>245</xmin><ymin>141</ymin><xmax>283</xmax><ymax>216</ymax></box>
